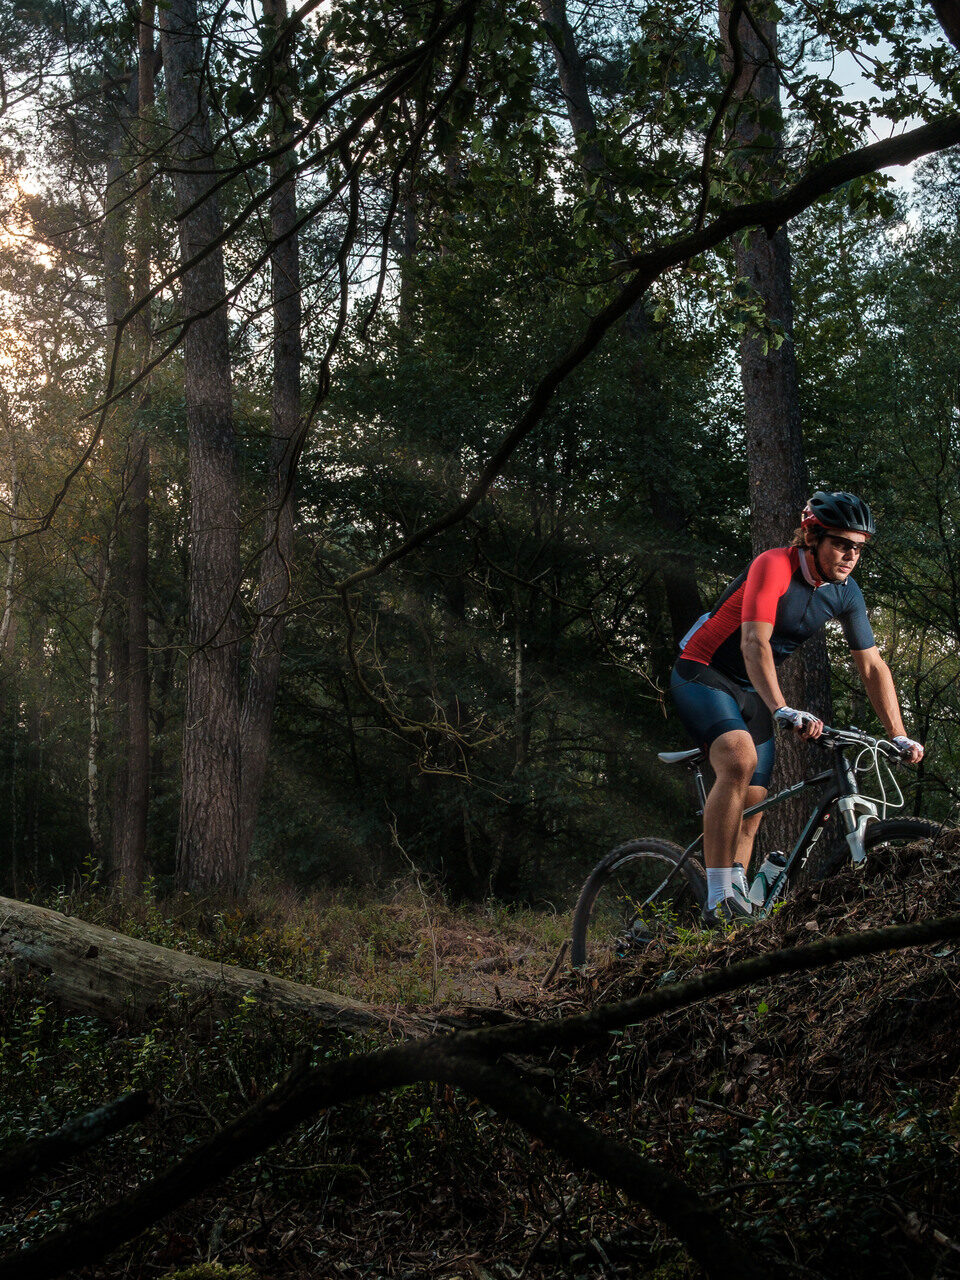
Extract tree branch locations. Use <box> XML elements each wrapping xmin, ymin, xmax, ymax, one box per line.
<box><xmin>932</xmin><ymin>0</ymin><xmax>960</xmax><ymax>51</ymax></box>
<box><xmin>335</xmin><ymin>110</ymin><xmax>960</xmax><ymax>591</ymax></box>
<box><xmin>0</xmin><ymin>1093</ymin><xmax>153</xmax><ymax>1197</ymax></box>
<box><xmin>435</xmin><ymin>1054</ymin><xmax>783</xmax><ymax>1279</ymax></box>
<box><xmin>4</xmin><ymin>912</ymin><xmax>958</xmax><ymax>1280</ymax></box>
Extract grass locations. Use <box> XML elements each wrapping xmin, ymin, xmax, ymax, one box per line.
<box><xmin>44</xmin><ymin>876</ymin><xmax>572</xmax><ymax>1007</ymax></box>
<box><xmin>5</xmin><ymin>837</ymin><xmax>958</xmax><ymax>1278</ymax></box>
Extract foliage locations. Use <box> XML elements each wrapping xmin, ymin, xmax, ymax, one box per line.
<box><xmin>3</xmin><ymin>867</ymin><xmax>960</xmax><ymax>1277</ymax></box>
<box><xmin>0</xmin><ymin>0</ymin><xmax>958</xmax><ymax>898</ymax></box>
<box><xmin>46</xmin><ymin>877</ymin><xmax>570</xmax><ymax>1004</ymax></box>
<box><xmin>687</xmin><ymin>1097</ymin><xmax>959</xmax><ymax>1274</ymax></box>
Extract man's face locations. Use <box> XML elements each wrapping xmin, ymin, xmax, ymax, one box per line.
<box><xmin>812</xmin><ymin>527</ymin><xmax>869</xmax><ymax>582</ymax></box>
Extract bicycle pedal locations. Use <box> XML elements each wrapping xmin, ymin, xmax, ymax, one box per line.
<box><xmin>616</xmin><ymin>926</ymin><xmax>654</xmax><ymax>955</ymax></box>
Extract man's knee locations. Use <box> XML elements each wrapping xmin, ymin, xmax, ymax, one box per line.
<box><xmin>710</xmin><ymin>731</ymin><xmax>758</xmax><ymax>784</ymax></box>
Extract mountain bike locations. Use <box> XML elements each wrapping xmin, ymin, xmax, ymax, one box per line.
<box><xmin>570</xmin><ymin>724</ymin><xmax>939</xmax><ymax>967</ymax></box>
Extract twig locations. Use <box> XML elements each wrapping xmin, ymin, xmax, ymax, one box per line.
<box><xmin>5</xmin><ymin>914</ymin><xmax>960</xmax><ymax>1280</ymax></box>
<box><xmin>541</xmin><ymin>940</ymin><xmax>568</xmax><ymax>988</ymax></box>
<box><xmin>387</xmin><ymin>809</ymin><xmax>440</xmax><ymax>1004</ymax></box>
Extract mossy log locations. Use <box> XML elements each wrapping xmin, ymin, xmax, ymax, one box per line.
<box><xmin>0</xmin><ymin>895</ymin><xmax>426</xmax><ymax>1037</ymax></box>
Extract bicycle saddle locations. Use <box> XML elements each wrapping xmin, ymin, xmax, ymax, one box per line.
<box><xmin>657</xmin><ymin>747</ymin><xmax>705</xmax><ymax>766</ymax></box>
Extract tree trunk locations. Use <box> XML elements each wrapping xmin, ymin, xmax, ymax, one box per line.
<box><xmin>0</xmin><ymin>895</ymin><xmax>422</xmax><ymax>1036</ymax></box>
<box><xmin>0</xmin><ymin>452</ymin><xmax>21</xmax><ymax>657</ymax></box>
<box><xmin>538</xmin><ymin>0</ymin><xmax>605</xmax><ymax>179</ymax></box>
<box><xmin>718</xmin><ymin>4</ymin><xmax>806</xmax><ymax>548</ymax></box>
<box><xmin>238</xmin><ymin>0</ymin><xmax>301</xmax><ymax>867</ymax></box>
<box><xmin>118</xmin><ymin>0</ymin><xmax>156</xmax><ymax>899</ymax></box>
<box><xmin>98</xmin><ymin>95</ymin><xmax>132</xmax><ymax>877</ymax></box>
<box><xmin>719</xmin><ymin>1</ymin><xmax>831</xmax><ymax>852</ymax></box>
<box><xmin>87</xmin><ymin>534</ymin><xmax>116</xmax><ymax>867</ymax></box>
<box><xmin>24</xmin><ymin>620</ymin><xmax>44</xmax><ymax>881</ymax></box>
<box><xmin>161</xmin><ymin>0</ymin><xmax>243</xmax><ymax>893</ymax></box>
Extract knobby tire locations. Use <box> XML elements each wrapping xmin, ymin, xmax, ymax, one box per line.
<box><xmin>815</xmin><ymin>815</ymin><xmax>941</xmax><ymax>881</ymax></box>
<box><xmin>570</xmin><ymin>838</ymin><xmax>706</xmax><ymax>968</ymax></box>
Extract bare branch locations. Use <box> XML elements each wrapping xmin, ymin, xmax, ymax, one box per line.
<box><xmin>3</xmin><ymin>912</ymin><xmax>958</xmax><ymax>1280</ymax></box>
<box><xmin>335</xmin><ymin>111</ymin><xmax>960</xmax><ymax>591</ymax></box>
<box><xmin>0</xmin><ymin>1092</ymin><xmax>152</xmax><ymax>1196</ymax></box>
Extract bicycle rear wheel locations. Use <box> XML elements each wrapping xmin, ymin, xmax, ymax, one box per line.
<box><xmin>815</xmin><ymin>815</ymin><xmax>941</xmax><ymax>881</ymax></box>
<box><xmin>570</xmin><ymin>838</ymin><xmax>706</xmax><ymax>968</ymax></box>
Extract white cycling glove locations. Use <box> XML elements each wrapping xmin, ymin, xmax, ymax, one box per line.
<box><xmin>892</xmin><ymin>735</ymin><xmax>923</xmax><ymax>759</ymax></box>
<box><xmin>774</xmin><ymin>706</ymin><xmax>820</xmax><ymax>732</ymax></box>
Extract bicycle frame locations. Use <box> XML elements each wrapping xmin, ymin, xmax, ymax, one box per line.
<box><xmin>649</xmin><ymin>739</ymin><xmax>884</xmax><ymax>917</ymax></box>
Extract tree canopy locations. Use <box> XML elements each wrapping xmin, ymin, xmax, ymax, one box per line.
<box><xmin>0</xmin><ymin>0</ymin><xmax>958</xmax><ymax>898</ymax></box>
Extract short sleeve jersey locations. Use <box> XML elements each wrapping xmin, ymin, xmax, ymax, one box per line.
<box><xmin>682</xmin><ymin>546</ymin><xmax>875</xmax><ymax>687</ymax></box>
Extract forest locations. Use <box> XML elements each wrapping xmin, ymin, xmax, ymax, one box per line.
<box><xmin>2</xmin><ymin>0</ymin><xmax>960</xmax><ymax>1276</ymax></box>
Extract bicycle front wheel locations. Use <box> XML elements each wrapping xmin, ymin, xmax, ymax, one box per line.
<box><xmin>816</xmin><ymin>815</ymin><xmax>941</xmax><ymax>881</ymax></box>
<box><xmin>570</xmin><ymin>838</ymin><xmax>706</xmax><ymax>968</ymax></box>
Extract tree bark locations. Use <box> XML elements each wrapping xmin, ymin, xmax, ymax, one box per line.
<box><xmin>719</xmin><ymin>1</ymin><xmax>831</xmax><ymax>850</ymax></box>
<box><xmin>0</xmin><ymin>450</ymin><xmax>21</xmax><ymax>657</ymax></box>
<box><xmin>238</xmin><ymin>0</ymin><xmax>301</xmax><ymax>867</ymax></box>
<box><xmin>718</xmin><ymin>4</ymin><xmax>806</xmax><ymax>549</ymax></box>
<box><xmin>118</xmin><ymin>0</ymin><xmax>156</xmax><ymax>899</ymax></box>
<box><xmin>102</xmin><ymin>73</ymin><xmax>134</xmax><ymax>879</ymax></box>
<box><xmin>87</xmin><ymin>534</ymin><xmax>116</xmax><ymax>865</ymax></box>
<box><xmin>538</xmin><ymin>0</ymin><xmax>605</xmax><ymax>179</ymax></box>
<box><xmin>0</xmin><ymin>895</ymin><xmax>418</xmax><ymax>1035</ymax></box>
<box><xmin>161</xmin><ymin>0</ymin><xmax>243</xmax><ymax>893</ymax></box>
<box><xmin>933</xmin><ymin>0</ymin><xmax>960</xmax><ymax>51</ymax></box>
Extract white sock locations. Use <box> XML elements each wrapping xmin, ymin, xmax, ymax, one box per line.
<box><xmin>706</xmin><ymin>866</ymin><xmax>733</xmax><ymax>909</ymax></box>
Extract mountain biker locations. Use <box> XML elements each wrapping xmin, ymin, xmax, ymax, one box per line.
<box><xmin>670</xmin><ymin>490</ymin><xmax>924</xmax><ymax>926</ymax></box>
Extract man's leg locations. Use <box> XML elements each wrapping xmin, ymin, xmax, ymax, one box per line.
<box><xmin>703</xmin><ymin>730</ymin><xmax>758</xmax><ymax>910</ymax></box>
<box><xmin>735</xmin><ymin>787</ymin><xmax>767</xmax><ymax>872</ymax></box>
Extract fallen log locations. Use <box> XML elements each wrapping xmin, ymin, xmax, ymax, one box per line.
<box><xmin>0</xmin><ymin>895</ymin><xmax>427</xmax><ymax>1037</ymax></box>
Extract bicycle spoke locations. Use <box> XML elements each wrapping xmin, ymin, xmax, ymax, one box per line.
<box><xmin>571</xmin><ymin>840</ymin><xmax>706</xmax><ymax>966</ymax></box>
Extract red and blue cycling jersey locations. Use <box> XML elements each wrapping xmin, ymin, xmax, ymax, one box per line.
<box><xmin>682</xmin><ymin>546</ymin><xmax>875</xmax><ymax>686</ymax></box>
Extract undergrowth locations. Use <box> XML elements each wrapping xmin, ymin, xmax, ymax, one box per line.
<box><xmin>44</xmin><ymin>876</ymin><xmax>570</xmax><ymax>1006</ymax></box>
<box><xmin>2</xmin><ymin>845</ymin><xmax>960</xmax><ymax>1278</ymax></box>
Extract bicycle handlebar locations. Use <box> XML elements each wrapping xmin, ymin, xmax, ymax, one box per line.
<box><xmin>798</xmin><ymin>722</ymin><xmax>907</xmax><ymax>763</ymax></box>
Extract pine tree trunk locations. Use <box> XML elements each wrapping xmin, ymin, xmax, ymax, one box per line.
<box><xmin>101</xmin><ymin>76</ymin><xmax>134</xmax><ymax>881</ymax></box>
<box><xmin>118</xmin><ymin>0</ymin><xmax>156</xmax><ymax>899</ymax></box>
<box><xmin>238</xmin><ymin>0</ymin><xmax>301</xmax><ymax>867</ymax></box>
<box><xmin>0</xmin><ymin>455</ymin><xmax>21</xmax><ymax>657</ymax></box>
<box><xmin>87</xmin><ymin>537</ymin><xmax>116</xmax><ymax>867</ymax></box>
<box><xmin>719</xmin><ymin>2</ymin><xmax>831</xmax><ymax>853</ymax></box>
<box><xmin>161</xmin><ymin>0</ymin><xmax>243</xmax><ymax>893</ymax></box>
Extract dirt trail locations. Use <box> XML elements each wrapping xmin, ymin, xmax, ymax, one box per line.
<box><xmin>492</xmin><ymin>827</ymin><xmax>960</xmax><ymax>1113</ymax></box>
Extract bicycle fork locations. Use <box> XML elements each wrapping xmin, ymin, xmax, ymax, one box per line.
<box><xmin>831</xmin><ymin>751</ymin><xmax>879</xmax><ymax>865</ymax></box>
<box><xmin>836</xmin><ymin>794</ymin><xmax>880</xmax><ymax>865</ymax></box>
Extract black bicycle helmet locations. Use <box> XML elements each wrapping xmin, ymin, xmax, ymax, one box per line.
<box><xmin>801</xmin><ymin>490</ymin><xmax>875</xmax><ymax>537</ymax></box>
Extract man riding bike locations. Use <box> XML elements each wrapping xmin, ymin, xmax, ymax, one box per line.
<box><xmin>670</xmin><ymin>490</ymin><xmax>924</xmax><ymax>926</ymax></box>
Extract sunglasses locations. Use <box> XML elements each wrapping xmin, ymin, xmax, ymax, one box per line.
<box><xmin>824</xmin><ymin>535</ymin><xmax>869</xmax><ymax>557</ymax></box>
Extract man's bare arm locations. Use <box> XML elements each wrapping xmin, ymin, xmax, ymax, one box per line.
<box><xmin>850</xmin><ymin>647</ymin><xmax>923</xmax><ymax>761</ymax></box>
<box><xmin>741</xmin><ymin>621</ymin><xmax>823</xmax><ymax>739</ymax></box>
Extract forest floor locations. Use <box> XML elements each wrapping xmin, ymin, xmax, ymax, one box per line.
<box><xmin>2</xmin><ymin>833</ymin><xmax>960</xmax><ymax>1280</ymax></box>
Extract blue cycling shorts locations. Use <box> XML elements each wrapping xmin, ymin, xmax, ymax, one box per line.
<box><xmin>670</xmin><ymin>657</ymin><xmax>775</xmax><ymax>789</ymax></box>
